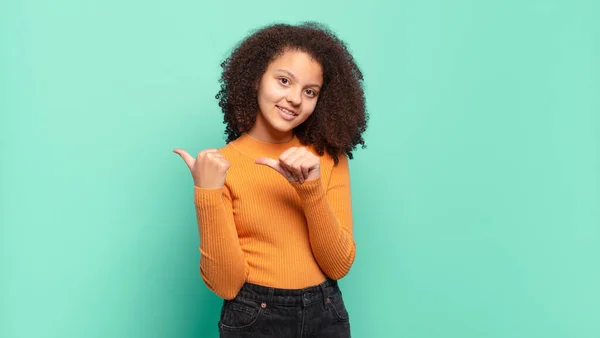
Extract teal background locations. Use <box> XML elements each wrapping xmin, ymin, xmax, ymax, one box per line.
<box><xmin>1</xmin><ymin>0</ymin><xmax>599</xmax><ymax>337</ymax></box>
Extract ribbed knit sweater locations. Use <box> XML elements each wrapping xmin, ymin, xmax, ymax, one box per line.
<box><xmin>193</xmin><ymin>132</ymin><xmax>355</xmax><ymax>300</ymax></box>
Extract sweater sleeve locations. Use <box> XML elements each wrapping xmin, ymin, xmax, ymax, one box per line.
<box><xmin>290</xmin><ymin>154</ymin><xmax>356</xmax><ymax>279</ymax></box>
<box><xmin>194</xmin><ymin>184</ymin><xmax>248</xmax><ymax>299</ymax></box>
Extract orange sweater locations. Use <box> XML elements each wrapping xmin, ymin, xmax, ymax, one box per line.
<box><xmin>193</xmin><ymin>132</ymin><xmax>356</xmax><ymax>299</ymax></box>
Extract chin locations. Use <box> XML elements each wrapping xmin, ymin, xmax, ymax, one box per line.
<box><xmin>271</xmin><ymin>123</ymin><xmax>295</xmax><ymax>133</ymax></box>
<box><xmin>268</xmin><ymin>116</ymin><xmax>297</xmax><ymax>132</ymax></box>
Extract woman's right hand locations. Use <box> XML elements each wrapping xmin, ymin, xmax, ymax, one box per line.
<box><xmin>173</xmin><ymin>148</ymin><xmax>230</xmax><ymax>189</ymax></box>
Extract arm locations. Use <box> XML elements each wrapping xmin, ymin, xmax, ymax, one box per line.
<box><xmin>290</xmin><ymin>154</ymin><xmax>356</xmax><ymax>279</ymax></box>
<box><xmin>194</xmin><ymin>184</ymin><xmax>248</xmax><ymax>299</ymax></box>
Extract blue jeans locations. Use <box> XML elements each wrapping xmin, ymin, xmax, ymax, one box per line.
<box><xmin>218</xmin><ymin>279</ymin><xmax>351</xmax><ymax>337</ymax></box>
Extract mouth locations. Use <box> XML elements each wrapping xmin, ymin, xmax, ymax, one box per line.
<box><xmin>276</xmin><ymin>105</ymin><xmax>297</xmax><ymax>116</ymax></box>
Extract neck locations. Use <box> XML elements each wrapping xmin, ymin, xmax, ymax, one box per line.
<box><xmin>247</xmin><ymin>115</ymin><xmax>294</xmax><ymax>143</ymax></box>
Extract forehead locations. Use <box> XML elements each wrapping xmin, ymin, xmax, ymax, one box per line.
<box><xmin>268</xmin><ymin>50</ymin><xmax>323</xmax><ymax>83</ymax></box>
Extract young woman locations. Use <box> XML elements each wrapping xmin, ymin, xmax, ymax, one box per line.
<box><xmin>174</xmin><ymin>22</ymin><xmax>368</xmax><ymax>338</ymax></box>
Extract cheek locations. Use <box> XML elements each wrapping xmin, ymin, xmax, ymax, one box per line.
<box><xmin>260</xmin><ymin>83</ymin><xmax>285</xmax><ymax>103</ymax></box>
<box><xmin>303</xmin><ymin>100</ymin><xmax>318</xmax><ymax>115</ymax></box>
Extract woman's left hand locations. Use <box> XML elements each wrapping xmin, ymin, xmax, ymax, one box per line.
<box><xmin>255</xmin><ymin>147</ymin><xmax>320</xmax><ymax>184</ymax></box>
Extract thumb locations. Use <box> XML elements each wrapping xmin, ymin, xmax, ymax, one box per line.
<box><xmin>255</xmin><ymin>157</ymin><xmax>289</xmax><ymax>177</ymax></box>
<box><xmin>173</xmin><ymin>148</ymin><xmax>194</xmax><ymax>170</ymax></box>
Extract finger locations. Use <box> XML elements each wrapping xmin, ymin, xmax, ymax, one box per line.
<box><xmin>281</xmin><ymin>148</ymin><xmax>306</xmax><ymax>182</ymax></box>
<box><xmin>173</xmin><ymin>148</ymin><xmax>195</xmax><ymax>169</ymax></box>
<box><xmin>279</xmin><ymin>147</ymin><xmax>299</xmax><ymax>163</ymax></box>
<box><xmin>198</xmin><ymin>148</ymin><xmax>219</xmax><ymax>157</ymax></box>
<box><xmin>279</xmin><ymin>159</ymin><xmax>300</xmax><ymax>182</ymax></box>
<box><xmin>256</xmin><ymin>157</ymin><xmax>295</xmax><ymax>181</ymax></box>
<box><xmin>206</xmin><ymin>152</ymin><xmax>224</xmax><ymax>160</ymax></box>
<box><xmin>282</xmin><ymin>167</ymin><xmax>295</xmax><ymax>181</ymax></box>
<box><xmin>299</xmin><ymin>158</ymin><xmax>310</xmax><ymax>181</ymax></box>
<box><xmin>278</xmin><ymin>159</ymin><xmax>294</xmax><ymax>180</ymax></box>
<box><xmin>290</xmin><ymin>151</ymin><xmax>310</xmax><ymax>182</ymax></box>
<box><xmin>289</xmin><ymin>156</ymin><xmax>308</xmax><ymax>183</ymax></box>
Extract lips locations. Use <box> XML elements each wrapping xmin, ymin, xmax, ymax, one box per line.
<box><xmin>276</xmin><ymin>105</ymin><xmax>297</xmax><ymax>116</ymax></box>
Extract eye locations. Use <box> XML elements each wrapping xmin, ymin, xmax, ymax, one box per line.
<box><xmin>278</xmin><ymin>77</ymin><xmax>290</xmax><ymax>86</ymax></box>
<box><xmin>305</xmin><ymin>89</ymin><xmax>317</xmax><ymax>98</ymax></box>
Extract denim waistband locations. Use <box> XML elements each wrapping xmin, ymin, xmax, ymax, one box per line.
<box><xmin>234</xmin><ymin>279</ymin><xmax>340</xmax><ymax>307</ymax></box>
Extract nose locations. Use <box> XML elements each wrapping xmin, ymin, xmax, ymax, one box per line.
<box><xmin>286</xmin><ymin>89</ymin><xmax>302</xmax><ymax>106</ymax></box>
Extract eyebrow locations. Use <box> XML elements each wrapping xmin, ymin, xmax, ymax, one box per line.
<box><xmin>275</xmin><ymin>69</ymin><xmax>322</xmax><ymax>89</ymax></box>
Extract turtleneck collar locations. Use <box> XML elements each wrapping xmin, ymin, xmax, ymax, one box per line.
<box><xmin>229</xmin><ymin>132</ymin><xmax>303</xmax><ymax>159</ymax></box>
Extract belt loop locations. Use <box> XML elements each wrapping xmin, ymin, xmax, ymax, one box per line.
<box><xmin>319</xmin><ymin>282</ymin><xmax>329</xmax><ymax>310</ymax></box>
<box><xmin>264</xmin><ymin>287</ymin><xmax>274</xmax><ymax>315</ymax></box>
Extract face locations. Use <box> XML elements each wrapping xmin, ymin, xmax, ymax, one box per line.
<box><xmin>251</xmin><ymin>49</ymin><xmax>323</xmax><ymax>141</ymax></box>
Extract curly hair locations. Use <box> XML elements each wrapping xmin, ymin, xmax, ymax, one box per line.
<box><xmin>215</xmin><ymin>21</ymin><xmax>368</xmax><ymax>164</ymax></box>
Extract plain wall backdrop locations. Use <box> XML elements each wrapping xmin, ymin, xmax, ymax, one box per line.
<box><xmin>1</xmin><ymin>0</ymin><xmax>599</xmax><ymax>337</ymax></box>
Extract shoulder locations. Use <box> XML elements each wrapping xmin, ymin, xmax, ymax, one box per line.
<box><xmin>216</xmin><ymin>142</ymin><xmax>237</xmax><ymax>157</ymax></box>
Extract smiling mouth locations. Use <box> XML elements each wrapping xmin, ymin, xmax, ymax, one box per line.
<box><xmin>277</xmin><ymin>105</ymin><xmax>297</xmax><ymax>116</ymax></box>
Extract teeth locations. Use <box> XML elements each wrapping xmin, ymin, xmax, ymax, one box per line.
<box><xmin>278</xmin><ymin>106</ymin><xmax>295</xmax><ymax>115</ymax></box>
